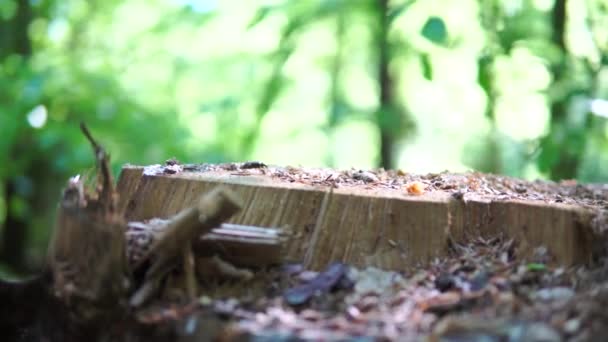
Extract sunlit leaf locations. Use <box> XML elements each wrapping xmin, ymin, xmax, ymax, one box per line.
<box><xmin>421</xmin><ymin>16</ymin><xmax>447</xmax><ymax>44</ymax></box>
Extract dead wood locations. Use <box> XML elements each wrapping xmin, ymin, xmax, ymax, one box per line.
<box><xmin>80</xmin><ymin>122</ymin><xmax>115</xmax><ymax>210</ymax></box>
<box><xmin>129</xmin><ymin>187</ymin><xmax>243</xmax><ymax>307</ymax></box>
<box><xmin>125</xmin><ymin>219</ymin><xmax>286</xmax><ymax>303</ymax></box>
<box><xmin>47</xmin><ymin>124</ymin><xmax>129</xmax><ymax>321</ymax></box>
<box><xmin>196</xmin><ymin>223</ymin><xmax>288</xmax><ymax>267</ymax></box>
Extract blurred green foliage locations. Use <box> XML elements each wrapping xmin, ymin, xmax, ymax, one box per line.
<box><xmin>1</xmin><ymin>0</ymin><xmax>608</xmax><ymax>273</ymax></box>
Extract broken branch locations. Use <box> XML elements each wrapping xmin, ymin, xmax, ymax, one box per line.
<box><xmin>80</xmin><ymin>122</ymin><xmax>114</xmax><ymax>209</ymax></box>
<box><xmin>130</xmin><ymin>187</ymin><xmax>242</xmax><ymax>306</ymax></box>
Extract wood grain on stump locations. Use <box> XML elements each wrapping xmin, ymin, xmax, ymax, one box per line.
<box><xmin>117</xmin><ymin>164</ymin><xmax>608</xmax><ymax>270</ymax></box>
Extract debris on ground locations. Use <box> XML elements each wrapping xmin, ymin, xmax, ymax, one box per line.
<box><xmin>116</xmin><ymin>236</ymin><xmax>608</xmax><ymax>341</ymax></box>
<box><xmin>145</xmin><ymin>163</ymin><xmax>608</xmax><ymax>208</ymax></box>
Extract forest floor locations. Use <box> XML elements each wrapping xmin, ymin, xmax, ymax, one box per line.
<box><xmin>133</xmin><ymin>236</ymin><xmax>608</xmax><ymax>341</ymax></box>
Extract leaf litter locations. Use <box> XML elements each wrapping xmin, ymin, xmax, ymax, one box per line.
<box><xmin>132</xmin><ymin>235</ymin><xmax>608</xmax><ymax>341</ymax></box>
<box><xmin>147</xmin><ymin>163</ymin><xmax>608</xmax><ymax>208</ymax></box>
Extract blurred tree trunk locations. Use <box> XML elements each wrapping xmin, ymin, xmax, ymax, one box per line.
<box><xmin>547</xmin><ymin>0</ymin><xmax>580</xmax><ymax>180</ymax></box>
<box><xmin>0</xmin><ymin>0</ymin><xmax>32</xmax><ymax>58</ymax></box>
<box><xmin>475</xmin><ymin>0</ymin><xmax>502</xmax><ymax>174</ymax></box>
<box><xmin>0</xmin><ymin>0</ymin><xmax>33</xmax><ymax>271</ymax></box>
<box><xmin>2</xmin><ymin>182</ymin><xmax>27</xmax><ymax>269</ymax></box>
<box><xmin>376</xmin><ymin>0</ymin><xmax>396</xmax><ymax>170</ymax></box>
<box><xmin>476</xmin><ymin>60</ymin><xmax>502</xmax><ymax>174</ymax></box>
<box><xmin>551</xmin><ymin>0</ymin><xmax>566</xmax><ymax>56</ymax></box>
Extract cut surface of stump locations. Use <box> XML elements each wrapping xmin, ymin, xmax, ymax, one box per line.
<box><xmin>117</xmin><ymin>163</ymin><xmax>608</xmax><ymax>270</ymax></box>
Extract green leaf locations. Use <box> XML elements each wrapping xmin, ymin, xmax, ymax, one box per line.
<box><xmin>421</xmin><ymin>16</ymin><xmax>447</xmax><ymax>44</ymax></box>
<box><xmin>527</xmin><ymin>263</ymin><xmax>546</xmax><ymax>271</ymax></box>
<box><xmin>420</xmin><ymin>53</ymin><xmax>433</xmax><ymax>80</ymax></box>
<box><xmin>477</xmin><ymin>54</ymin><xmax>493</xmax><ymax>93</ymax></box>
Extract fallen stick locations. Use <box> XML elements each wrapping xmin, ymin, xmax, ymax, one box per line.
<box><xmin>130</xmin><ymin>187</ymin><xmax>242</xmax><ymax>307</ymax></box>
<box><xmin>196</xmin><ymin>224</ymin><xmax>288</xmax><ymax>267</ymax></box>
<box><xmin>127</xmin><ymin>223</ymin><xmax>288</xmax><ymax>269</ymax></box>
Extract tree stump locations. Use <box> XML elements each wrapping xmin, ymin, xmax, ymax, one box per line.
<box><xmin>117</xmin><ymin>163</ymin><xmax>608</xmax><ymax>271</ymax></box>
